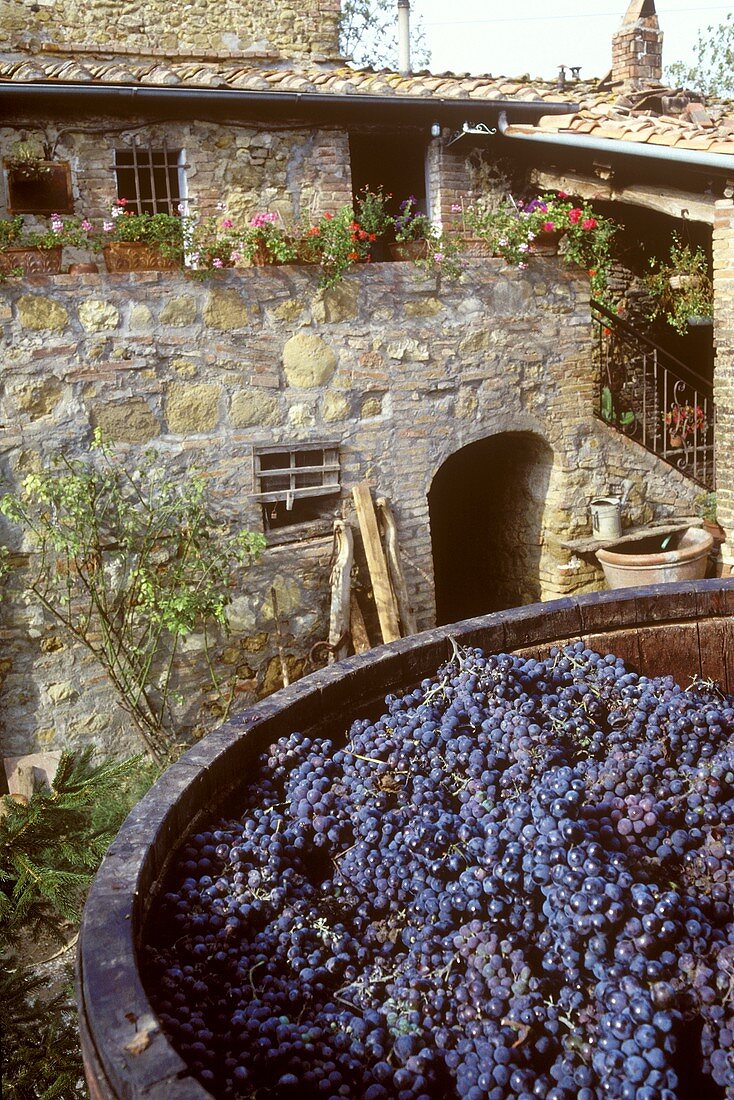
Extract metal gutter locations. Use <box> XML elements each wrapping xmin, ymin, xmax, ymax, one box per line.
<box><xmin>0</xmin><ymin>81</ymin><xmax>580</xmax><ymax>125</ymax></box>
<box><xmin>497</xmin><ymin>110</ymin><xmax>733</xmax><ymax>175</ymax></box>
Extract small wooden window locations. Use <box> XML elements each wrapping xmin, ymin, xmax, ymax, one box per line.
<box><xmin>253</xmin><ymin>444</ymin><xmax>340</xmax><ymax>532</ymax></box>
<box><xmin>114</xmin><ymin>141</ymin><xmax>185</xmax><ymax>216</ymax></box>
<box><xmin>5</xmin><ymin>160</ymin><xmax>74</xmax><ymax>214</ymax></box>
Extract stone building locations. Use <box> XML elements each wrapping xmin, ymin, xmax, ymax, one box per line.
<box><xmin>0</xmin><ymin>0</ymin><xmax>732</xmax><ymax>758</ymax></box>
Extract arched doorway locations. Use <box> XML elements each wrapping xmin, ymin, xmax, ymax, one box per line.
<box><xmin>428</xmin><ymin>432</ymin><xmax>554</xmax><ymax>625</ymax></box>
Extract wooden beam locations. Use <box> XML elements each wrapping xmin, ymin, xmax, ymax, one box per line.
<box><xmin>328</xmin><ymin>520</ymin><xmax>353</xmax><ymax>663</ymax></box>
<box><xmin>352</xmin><ymin>482</ymin><xmax>401</xmax><ymax>643</ymax></box>
<box><xmin>531</xmin><ymin>168</ymin><xmax>714</xmax><ymax>225</ymax></box>
<box><xmin>349</xmin><ymin>593</ymin><xmax>371</xmax><ymax>654</ymax></box>
<box><xmin>376</xmin><ymin>496</ymin><xmax>418</xmax><ymax>636</ymax></box>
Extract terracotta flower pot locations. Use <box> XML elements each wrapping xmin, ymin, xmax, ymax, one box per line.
<box><xmin>68</xmin><ymin>262</ymin><xmax>100</xmax><ymax>274</ymax></box>
<box><xmin>389</xmin><ymin>239</ymin><xmax>430</xmax><ymax>262</ymax></box>
<box><xmin>669</xmin><ymin>433</ymin><xmax>684</xmax><ymax>449</ymax></box>
<box><xmin>528</xmin><ymin>229</ymin><xmax>565</xmax><ymax>255</ymax></box>
<box><xmin>456</xmin><ymin>235</ymin><xmax>495</xmax><ymax>258</ymax></box>
<box><xmin>103</xmin><ymin>242</ymin><xmax>178</xmax><ymax>273</ymax></box>
<box><xmin>0</xmin><ymin>246</ymin><xmax>62</xmax><ymax>276</ymax></box>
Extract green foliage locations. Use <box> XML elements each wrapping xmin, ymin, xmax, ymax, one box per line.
<box><xmin>339</xmin><ymin>0</ymin><xmax>431</xmax><ymax>70</ymax></box>
<box><xmin>104</xmin><ymin>202</ymin><xmax>185</xmax><ymax>261</ymax></box>
<box><xmin>0</xmin><ymin>434</ymin><xmax>265</xmax><ymax>760</ymax></box>
<box><xmin>0</xmin><ymin>216</ymin><xmax>24</xmax><ymax>249</ymax></box>
<box><xmin>0</xmin><ymin>749</ymin><xmax>151</xmax><ymax>946</ymax></box>
<box><xmin>354</xmin><ymin>186</ymin><xmax>393</xmax><ymax>238</ymax></box>
<box><xmin>2</xmin><ymin>966</ymin><xmax>86</xmax><ymax>1100</ymax></box>
<box><xmin>645</xmin><ymin>234</ymin><xmax>713</xmax><ymax>335</ymax></box>
<box><xmin>666</xmin><ymin>13</ymin><xmax>734</xmax><ymax>97</ymax></box>
<box><xmin>0</xmin><ymin>750</ymin><xmax>159</xmax><ymax>1098</ymax></box>
<box><xmin>696</xmin><ymin>491</ymin><xmax>718</xmax><ymax>524</ymax></box>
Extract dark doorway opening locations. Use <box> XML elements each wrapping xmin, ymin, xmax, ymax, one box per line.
<box><xmin>349</xmin><ymin>130</ymin><xmax>427</xmax><ymax>222</ymax></box>
<box><xmin>429</xmin><ymin>432</ymin><xmax>554</xmax><ymax>625</ymax></box>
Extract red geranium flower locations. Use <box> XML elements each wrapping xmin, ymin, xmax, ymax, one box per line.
<box><xmin>582</xmin><ymin>217</ymin><xmax>598</xmax><ymax>231</ymax></box>
<box><xmin>568</xmin><ymin>208</ymin><xmax>582</xmax><ymax>224</ymax></box>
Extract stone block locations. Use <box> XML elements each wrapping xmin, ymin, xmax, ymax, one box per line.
<box><xmin>322</xmin><ymin>392</ymin><xmax>351</xmax><ymax>422</ymax></box>
<box><xmin>16</xmin><ymin>295</ymin><xmax>68</xmax><ymax>332</ymax></box>
<box><xmin>404</xmin><ymin>296</ymin><xmax>443</xmax><ymax>317</ymax></box>
<box><xmin>204</xmin><ymin>289</ymin><xmax>248</xmax><ymax>330</ymax></box>
<box><xmin>166</xmin><ymin>383</ymin><xmax>220</xmax><ymax>433</ymax></box>
<box><xmin>78</xmin><ymin>299</ymin><xmax>120</xmax><ymax>332</ymax></box>
<box><xmin>159</xmin><ymin>296</ymin><xmax>198</xmax><ymax>326</ymax></box>
<box><xmin>312</xmin><ymin>281</ymin><xmax>360</xmax><ymax>323</ymax></box>
<box><xmin>230</xmin><ymin>388</ymin><xmax>281</xmax><ymax>427</ymax></box>
<box><xmin>283</xmin><ymin>332</ymin><xmax>338</xmax><ymax>386</ymax></box>
<box><xmin>386</xmin><ymin>337</ymin><xmax>430</xmax><ymax>361</ymax></box>
<box><xmin>91</xmin><ymin>399</ymin><xmax>160</xmax><ymax>443</ymax></box>
<box><xmin>12</xmin><ymin>379</ymin><xmax>63</xmax><ymax>420</ymax></box>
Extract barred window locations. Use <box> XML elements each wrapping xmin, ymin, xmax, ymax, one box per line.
<box><xmin>114</xmin><ymin>142</ymin><xmax>186</xmax><ymax>215</ymax></box>
<box><xmin>253</xmin><ymin>444</ymin><xmax>340</xmax><ymax>532</ymax></box>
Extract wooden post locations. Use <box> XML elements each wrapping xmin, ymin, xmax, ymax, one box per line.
<box><xmin>328</xmin><ymin>520</ymin><xmax>353</xmax><ymax>663</ymax></box>
<box><xmin>377</xmin><ymin>496</ymin><xmax>418</xmax><ymax>636</ymax></box>
<box><xmin>349</xmin><ymin>593</ymin><xmax>372</xmax><ymax>654</ymax></box>
<box><xmin>352</xmin><ymin>482</ymin><xmax>401</xmax><ymax>643</ymax></box>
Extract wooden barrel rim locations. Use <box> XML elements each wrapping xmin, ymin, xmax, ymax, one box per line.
<box><xmin>77</xmin><ymin>578</ymin><xmax>734</xmax><ymax>1099</ymax></box>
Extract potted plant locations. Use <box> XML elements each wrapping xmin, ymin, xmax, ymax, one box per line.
<box><xmin>390</xmin><ymin>196</ymin><xmax>436</xmax><ymax>261</ymax></box>
<box><xmin>354</xmin><ymin>186</ymin><xmax>391</xmax><ymax>261</ymax></box>
<box><xmin>663</xmin><ymin>402</ymin><xmax>706</xmax><ymax>448</ymax></box>
<box><xmin>450</xmin><ymin>199</ymin><xmax>510</xmax><ymax>257</ymax></box>
<box><xmin>235</xmin><ymin>211</ymin><xmax>296</xmax><ymax>267</ymax></box>
<box><xmin>645</xmin><ymin>235</ymin><xmax>714</xmax><ymax>335</ymax></box>
<box><xmin>101</xmin><ymin>200</ymin><xmax>184</xmax><ymax>272</ymax></box>
<box><xmin>0</xmin><ymin>213</ymin><xmax>95</xmax><ymax>276</ymax></box>
<box><xmin>695</xmin><ymin>490</ymin><xmax>725</xmax><ymax>545</ymax></box>
<box><xmin>297</xmin><ymin>207</ymin><xmax>371</xmax><ymax>287</ymax></box>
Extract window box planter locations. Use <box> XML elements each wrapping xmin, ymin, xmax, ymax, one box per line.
<box><xmin>0</xmin><ymin>246</ymin><xmax>62</xmax><ymax>276</ymax></box>
<box><xmin>528</xmin><ymin>228</ymin><xmax>565</xmax><ymax>255</ymax></box>
<box><xmin>389</xmin><ymin>239</ymin><xmax>430</xmax><ymax>262</ymax></box>
<box><xmin>455</xmin><ymin>235</ymin><xmax>495</xmax><ymax>258</ymax></box>
<box><xmin>103</xmin><ymin>241</ymin><xmax>179</xmax><ymax>273</ymax></box>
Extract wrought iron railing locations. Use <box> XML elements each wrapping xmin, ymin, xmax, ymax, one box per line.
<box><xmin>592</xmin><ymin>300</ymin><xmax>715</xmax><ymax>491</ymax></box>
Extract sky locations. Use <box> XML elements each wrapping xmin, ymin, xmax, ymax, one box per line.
<box><xmin>410</xmin><ymin>0</ymin><xmax>732</xmax><ymax>81</ymax></box>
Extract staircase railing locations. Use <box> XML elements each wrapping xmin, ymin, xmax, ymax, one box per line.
<box><xmin>591</xmin><ymin>299</ymin><xmax>715</xmax><ymax>491</ymax></box>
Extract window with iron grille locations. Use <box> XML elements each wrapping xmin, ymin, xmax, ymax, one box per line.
<box><xmin>114</xmin><ymin>142</ymin><xmax>186</xmax><ymax>215</ymax></box>
<box><xmin>253</xmin><ymin>444</ymin><xmax>341</xmax><ymax>532</ymax></box>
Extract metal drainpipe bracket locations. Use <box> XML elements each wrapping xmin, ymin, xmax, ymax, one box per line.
<box><xmin>447</xmin><ymin>121</ymin><xmax>498</xmax><ymax>147</ymax></box>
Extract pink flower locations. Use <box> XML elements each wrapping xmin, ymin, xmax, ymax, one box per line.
<box><xmin>519</xmin><ymin>242</ymin><xmax>529</xmax><ymax>253</ymax></box>
<box><xmin>542</xmin><ymin>221</ymin><xmax>556</xmax><ymax>233</ymax></box>
<box><xmin>557</xmin><ymin>191</ymin><xmax>570</xmax><ymax>198</ymax></box>
<box><xmin>249</xmin><ymin>211</ymin><xmax>278</xmax><ymax>228</ymax></box>
<box><xmin>518</xmin><ymin>262</ymin><xmax>529</xmax><ymax>270</ymax></box>
<box><xmin>221</xmin><ymin>218</ymin><xmax>234</xmax><ymax>229</ymax></box>
<box><xmin>212</xmin><ymin>258</ymin><xmax>224</xmax><ymax>268</ymax></box>
<box><xmin>230</xmin><ymin>250</ymin><xmax>243</xmax><ymax>265</ymax></box>
<box><xmin>433</xmin><ymin>252</ymin><xmax>444</xmax><ymax>263</ymax></box>
<box><xmin>450</xmin><ymin>204</ymin><xmax>462</xmax><ymax>213</ymax></box>
<box><xmin>81</xmin><ymin>219</ymin><xmax>93</xmax><ymax>232</ymax></box>
<box><xmin>103</xmin><ymin>220</ymin><xmax>114</xmax><ymax>232</ymax></box>
<box><xmin>568</xmin><ymin>208</ymin><xmax>583</xmax><ymax>225</ymax></box>
<box><xmin>582</xmin><ymin>217</ymin><xmax>598</xmax><ymax>231</ymax></box>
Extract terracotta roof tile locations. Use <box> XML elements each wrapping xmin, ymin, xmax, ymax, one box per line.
<box><xmin>0</xmin><ymin>50</ymin><xmax>732</xmax><ymax>156</ymax></box>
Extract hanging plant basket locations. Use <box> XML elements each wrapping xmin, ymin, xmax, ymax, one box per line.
<box><xmin>103</xmin><ymin>242</ymin><xmax>179</xmax><ymax>273</ymax></box>
<box><xmin>0</xmin><ymin>246</ymin><xmax>62</xmax><ymax>276</ymax></box>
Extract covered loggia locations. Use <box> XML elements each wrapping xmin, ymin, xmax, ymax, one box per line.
<box><xmin>428</xmin><ymin>432</ymin><xmax>554</xmax><ymax>625</ymax></box>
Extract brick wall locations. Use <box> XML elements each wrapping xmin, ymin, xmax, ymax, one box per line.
<box><xmin>714</xmin><ymin>199</ymin><xmax>734</xmax><ymax>566</ymax></box>
<box><xmin>611</xmin><ymin>7</ymin><xmax>663</xmax><ymax>87</ymax></box>
<box><xmin>1</xmin><ymin>0</ymin><xmax>341</xmax><ymax>60</ymax></box>
<box><xmin>1</xmin><ymin>118</ymin><xmax>353</xmax><ymax>228</ymax></box>
<box><xmin>0</xmin><ymin>261</ymin><xmax>701</xmax><ymax>760</ymax></box>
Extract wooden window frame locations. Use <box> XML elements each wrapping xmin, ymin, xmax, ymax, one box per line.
<box><xmin>5</xmin><ymin>160</ymin><xmax>74</xmax><ymax>215</ymax></box>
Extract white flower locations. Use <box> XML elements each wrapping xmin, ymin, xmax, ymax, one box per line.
<box><xmin>111</xmin><ymin>206</ymin><xmax>123</xmax><ymax>219</ymax></box>
<box><xmin>519</xmin><ymin>243</ymin><xmax>529</xmax><ymax>253</ymax></box>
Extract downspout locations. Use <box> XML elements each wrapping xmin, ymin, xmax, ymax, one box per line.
<box><xmin>497</xmin><ymin>110</ymin><xmax>734</xmax><ymax>175</ymax></box>
<box><xmin>398</xmin><ymin>0</ymin><xmax>411</xmax><ymax>76</ymax></box>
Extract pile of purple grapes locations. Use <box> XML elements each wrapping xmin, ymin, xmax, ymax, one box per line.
<box><xmin>145</xmin><ymin>642</ymin><xmax>734</xmax><ymax>1099</ymax></box>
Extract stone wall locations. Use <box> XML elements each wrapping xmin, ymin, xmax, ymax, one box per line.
<box><xmin>0</xmin><ymin>261</ymin><xmax>701</xmax><ymax>760</ymax></box>
<box><xmin>1</xmin><ymin>118</ymin><xmax>353</xmax><ymax>227</ymax></box>
<box><xmin>1</xmin><ymin>0</ymin><xmax>341</xmax><ymax>61</ymax></box>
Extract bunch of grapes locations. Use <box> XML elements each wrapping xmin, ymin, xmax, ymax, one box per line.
<box><xmin>144</xmin><ymin>643</ymin><xmax>734</xmax><ymax>1099</ymax></box>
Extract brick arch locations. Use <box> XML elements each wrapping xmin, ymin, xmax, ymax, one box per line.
<box><xmin>428</xmin><ymin>430</ymin><xmax>555</xmax><ymax>624</ymax></box>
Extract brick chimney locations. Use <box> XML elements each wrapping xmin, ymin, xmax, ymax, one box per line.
<box><xmin>611</xmin><ymin>0</ymin><xmax>663</xmax><ymax>87</ymax></box>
